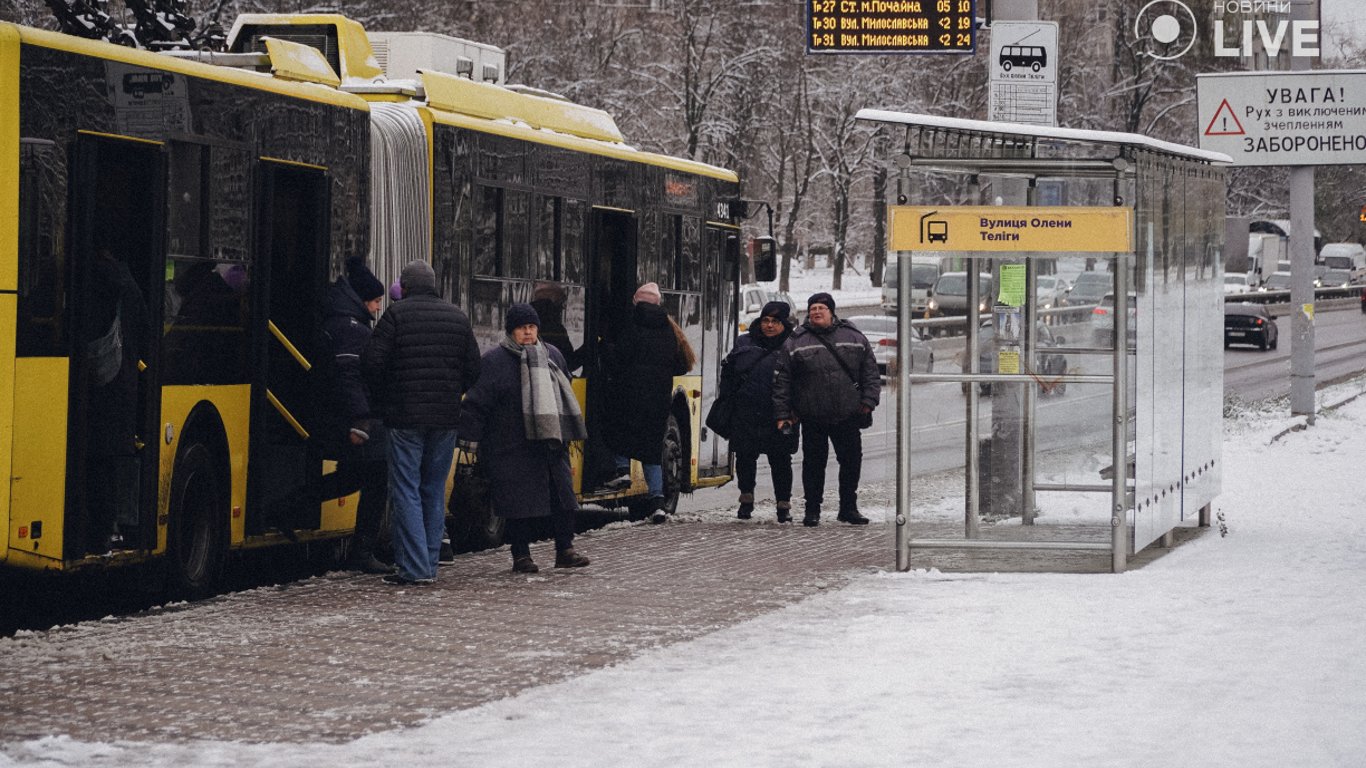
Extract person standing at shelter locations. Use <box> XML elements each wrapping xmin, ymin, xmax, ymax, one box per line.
<box><xmin>319</xmin><ymin>257</ymin><xmax>391</xmax><ymax>574</ymax></box>
<box><xmin>363</xmin><ymin>260</ymin><xmax>480</xmax><ymax>585</ymax></box>
<box><xmin>458</xmin><ymin>303</ymin><xmax>591</xmax><ymax>573</ymax></box>
<box><xmin>773</xmin><ymin>292</ymin><xmax>880</xmax><ymax>527</ymax></box>
<box><xmin>602</xmin><ymin>281</ymin><xmax>694</xmax><ymax>523</ymax></box>
<box><xmin>720</xmin><ymin>300</ymin><xmax>798</xmax><ymax>523</ymax></box>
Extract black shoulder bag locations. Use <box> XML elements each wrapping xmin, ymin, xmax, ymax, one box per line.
<box><xmin>810</xmin><ymin>331</ymin><xmax>874</xmax><ymax>429</ymax></box>
<box><xmin>705</xmin><ymin>347</ymin><xmax>774</xmax><ymax>440</ymax></box>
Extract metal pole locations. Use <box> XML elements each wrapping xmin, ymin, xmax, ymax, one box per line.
<box><xmin>965</xmin><ymin>254</ymin><xmax>981</xmax><ymax>538</ymax></box>
<box><xmin>1111</xmin><ymin>250</ymin><xmax>1129</xmax><ymax>574</ymax></box>
<box><xmin>1289</xmin><ymin>0</ymin><xmax>1317</xmax><ymax>422</ymax></box>
<box><xmin>896</xmin><ymin>252</ymin><xmax>913</xmax><ymax>571</ymax></box>
<box><xmin>1021</xmin><ymin>182</ymin><xmax>1038</xmax><ymax>525</ymax></box>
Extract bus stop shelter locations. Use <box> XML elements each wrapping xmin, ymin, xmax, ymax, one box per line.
<box><xmin>855</xmin><ymin>111</ymin><xmax>1231</xmax><ymax>574</ymax></box>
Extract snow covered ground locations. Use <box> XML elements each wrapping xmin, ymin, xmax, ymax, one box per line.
<box><xmin>6</xmin><ymin>382</ymin><xmax>1366</xmax><ymax>766</ymax></box>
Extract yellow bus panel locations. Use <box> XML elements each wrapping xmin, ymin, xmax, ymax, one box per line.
<box><xmin>0</xmin><ymin>24</ymin><xmax>18</xmax><ymax>293</ymax></box>
<box><xmin>158</xmin><ymin>385</ymin><xmax>251</xmax><ymax>549</ymax></box>
<box><xmin>8</xmin><ymin>356</ymin><xmax>69</xmax><ymax>564</ymax></box>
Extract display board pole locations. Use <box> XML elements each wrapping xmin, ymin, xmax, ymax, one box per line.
<box><xmin>896</xmin><ymin>252</ymin><xmax>913</xmax><ymax>571</ymax></box>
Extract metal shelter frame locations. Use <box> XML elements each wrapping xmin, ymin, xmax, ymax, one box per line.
<box><xmin>855</xmin><ymin>111</ymin><xmax>1231</xmax><ymax>574</ymax></box>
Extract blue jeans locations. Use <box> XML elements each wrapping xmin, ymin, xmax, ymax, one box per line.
<box><xmin>616</xmin><ymin>455</ymin><xmax>664</xmax><ymax>498</ymax></box>
<box><xmin>387</xmin><ymin>427</ymin><xmax>457</xmax><ymax>581</ymax></box>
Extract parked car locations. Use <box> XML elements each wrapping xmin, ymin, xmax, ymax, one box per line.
<box><xmin>845</xmin><ymin>315</ymin><xmax>934</xmax><ymax>375</ymax></box>
<box><xmin>1223</xmin><ymin>274</ymin><xmax>1252</xmax><ymax>294</ymax></box>
<box><xmin>1259</xmin><ymin>271</ymin><xmax>1292</xmax><ymax>292</ymax></box>
<box><xmin>1224</xmin><ymin>302</ymin><xmax>1278</xmax><ymax>350</ymax></box>
<box><xmin>966</xmin><ymin>321</ymin><xmax>1069</xmax><ymax>396</ymax></box>
<box><xmin>927</xmin><ymin>271</ymin><xmax>992</xmax><ymax>318</ymax></box>
<box><xmin>738</xmin><ymin>284</ymin><xmax>797</xmax><ymax>333</ymax></box>
<box><xmin>1090</xmin><ymin>293</ymin><xmax>1137</xmax><ymax>346</ymax></box>
<box><xmin>1036</xmin><ymin>275</ymin><xmax>1069</xmax><ymax>310</ymax></box>
<box><xmin>1065</xmin><ymin>270</ymin><xmax>1113</xmax><ymax>307</ymax></box>
<box><xmin>881</xmin><ymin>259</ymin><xmax>941</xmax><ymax>317</ymax></box>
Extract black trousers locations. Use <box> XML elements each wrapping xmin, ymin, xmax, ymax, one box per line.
<box><xmin>505</xmin><ymin>510</ymin><xmax>575</xmax><ymax>558</ymax></box>
<box><xmin>735</xmin><ymin>449</ymin><xmax>794</xmax><ymax>502</ymax></box>
<box><xmin>799</xmin><ymin>417</ymin><xmax>863</xmax><ymax>513</ymax></box>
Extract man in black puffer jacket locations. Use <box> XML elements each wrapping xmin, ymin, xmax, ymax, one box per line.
<box><xmin>363</xmin><ymin>260</ymin><xmax>480</xmax><ymax>585</ymax></box>
<box><xmin>773</xmin><ymin>292</ymin><xmax>881</xmax><ymax>527</ymax></box>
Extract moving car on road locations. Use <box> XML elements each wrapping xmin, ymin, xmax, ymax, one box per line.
<box><xmin>1065</xmin><ymin>270</ymin><xmax>1112</xmax><ymax>307</ymax></box>
<box><xmin>845</xmin><ymin>315</ymin><xmax>934</xmax><ymax>375</ymax></box>
<box><xmin>1224</xmin><ymin>302</ymin><xmax>1278</xmax><ymax>351</ymax></box>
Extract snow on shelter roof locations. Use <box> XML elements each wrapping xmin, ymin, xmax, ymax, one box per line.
<box><xmin>856</xmin><ymin>109</ymin><xmax>1231</xmax><ymax>167</ymax></box>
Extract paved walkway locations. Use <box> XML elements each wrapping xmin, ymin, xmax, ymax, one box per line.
<box><xmin>0</xmin><ymin>516</ymin><xmax>1200</xmax><ymax>745</ymax></box>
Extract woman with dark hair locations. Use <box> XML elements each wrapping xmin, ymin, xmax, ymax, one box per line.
<box><xmin>719</xmin><ymin>301</ymin><xmax>798</xmax><ymax>522</ymax></box>
<box><xmin>602</xmin><ymin>282</ymin><xmax>694</xmax><ymax>523</ymax></box>
<box><xmin>458</xmin><ymin>303</ymin><xmax>590</xmax><ymax>573</ymax></box>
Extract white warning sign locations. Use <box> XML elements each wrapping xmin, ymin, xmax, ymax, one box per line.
<box><xmin>1197</xmin><ymin>70</ymin><xmax>1366</xmax><ymax>167</ymax></box>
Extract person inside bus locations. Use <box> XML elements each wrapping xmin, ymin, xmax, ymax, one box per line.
<box><xmin>363</xmin><ymin>260</ymin><xmax>481</xmax><ymax>586</ymax></box>
<box><xmin>457</xmin><ymin>303</ymin><xmax>590</xmax><ymax>573</ymax></box>
<box><xmin>719</xmin><ymin>300</ymin><xmax>798</xmax><ymax>523</ymax></box>
<box><xmin>82</xmin><ymin>246</ymin><xmax>147</xmax><ymax>555</ymax></box>
<box><xmin>530</xmin><ymin>282</ymin><xmax>582</xmax><ymax>374</ymax></box>
<box><xmin>600</xmin><ymin>281</ymin><xmax>695</xmax><ymax>523</ymax></box>
<box><xmin>317</xmin><ymin>257</ymin><xmax>392</xmax><ymax>574</ymax></box>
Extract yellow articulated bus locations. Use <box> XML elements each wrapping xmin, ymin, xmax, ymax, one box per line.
<box><xmin>1</xmin><ymin>14</ymin><xmax>764</xmax><ymax>596</ymax></box>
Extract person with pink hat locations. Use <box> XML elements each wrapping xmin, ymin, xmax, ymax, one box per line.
<box><xmin>599</xmin><ymin>282</ymin><xmax>694</xmax><ymax>522</ymax></box>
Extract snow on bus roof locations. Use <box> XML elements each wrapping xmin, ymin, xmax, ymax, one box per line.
<box><xmin>855</xmin><ymin>109</ymin><xmax>1231</xmax><ymax>165</ymax></box>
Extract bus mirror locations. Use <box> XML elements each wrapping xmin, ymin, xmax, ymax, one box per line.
<box><xmin>752</xmin><ymin>236</ymin><xmax>777</xmax><ymax>282</ymax></box>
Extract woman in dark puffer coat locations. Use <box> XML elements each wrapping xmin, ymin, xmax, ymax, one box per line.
<box><xmin>719</xmin><ymin>301</ymin><xmax>798</xmax><ymax>522</ymax></box>
<box><xmin>601</xmin><ymin>282</ymin><xmax>694</xmax><ymax>522</ymax></box>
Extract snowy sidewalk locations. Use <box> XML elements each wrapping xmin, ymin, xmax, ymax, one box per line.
<box><xmin>5</xmin><ymin>387</ymin><xmax>1366</xmax><ymax>766</ymax></box>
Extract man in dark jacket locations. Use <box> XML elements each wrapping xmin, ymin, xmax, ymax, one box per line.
<box><xmin>363</xmin><ymin>260</ymin><xmax>481</xmax><ymax>585</ymax></box>
<box><xmin>319</xmin><ymin>258</ymin><xmax>390</xmax><ymax>574</ymax></box>
<box><xmin>774</xmin><ymin>292</ymin><xmax>881</xmax><ymax>527</ymax></box>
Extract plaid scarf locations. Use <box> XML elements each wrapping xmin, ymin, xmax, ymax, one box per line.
<box><xmin>501</xmin><ymin>336</ymin><xmax>587</xmax><ymax>447</ymax></box>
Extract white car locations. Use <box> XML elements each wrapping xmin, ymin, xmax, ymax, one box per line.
<box><xmin>845</xmin><ymin>315</ymin><xmax>934</xmax><ymax>375</ymax></box>
<box><xmin>1223</xmin><ymin>274</ymin><xmax>1252</xmax><ymax>294</ymax></box>
<box><xmin>738</xmin><ymin>285</ymin><xmax>798</xmax><ymax>333</ymax></box>
<box><xmin>1090</xmin><ymin>293</ymin><xmax>1137</xmax><ymax>346</ymax></box>
<box><xmin>1036</xmin><ymin>275</ymin><xmax>1069</xmax><ymax>310</ymax></box>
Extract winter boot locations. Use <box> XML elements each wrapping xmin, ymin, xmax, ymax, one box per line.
<box><xmin>512</xmin><ymin>556</ymin><xmax>539</xmax><ymax>574</ymax></box>
<box><xmin>802</xmin><ymin>507</ymin><xmax>821</xmax><ymax>527</ymax></box>
<box><xmin>837</xmin><ymin>508</ymin><xmax>871</xmax><ymax>525</ymax></box>
<box><xmin>775</xmin><ymin>501</ymin><xmax>793</xmax><ymax>524</ymax></box>
<box><xmin>554</xmin><ymin>548</ymin><xmax>591</xmax><ymax>568</ymax></box>
<box><xmin>736</xmin><ymin>493</ymin><xmax>755</xmax><ymax>520</ymax></box>
<box><xmin>649</xmin><ymin>496</ymin><xmax>669</xmax><ymax>525</ymax></box>
<box><xmin>344</xmin><ymin>541</ymin><xmax>393</xmax><ymax>574</ymax></box>
<box><xmin>439</xmin><ymin>537</ymin><xmax>456</xmax><ymax>565</ymax></box>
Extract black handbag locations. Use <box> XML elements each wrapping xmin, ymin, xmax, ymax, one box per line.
<box><xmin>706</xmin><ymin>347</ymin><xmax>775</xmax><ymax>440</ymax></box>
<box><xmin>810</xmin><ymin>330</ymin><xmax>875</xmax><ymax>430</ymax></box>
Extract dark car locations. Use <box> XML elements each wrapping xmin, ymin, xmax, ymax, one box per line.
<box><xmin>1224</xmin><ymin>303</ymin><xmax>1278</xmax><ymax>351</ymax></box>
<box><xmin>964</xmin><ymin>321</ymin><xmax>1069</xmax><ymax>396</ymax></box>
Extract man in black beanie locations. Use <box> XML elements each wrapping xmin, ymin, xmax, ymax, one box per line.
<box><xmin>773</xmin><ymin>292</ymin><xmax>881</xmax><ymax>526</ymax></box>
<box><xmin>309</xmin><ymin>258</ymin><xmax>391</xmax><ymax>573</ymax></box>
<box><xmin>364</xmin><ymin>260</ymin><xmax>481</xmax><ymax>585</ymax></box>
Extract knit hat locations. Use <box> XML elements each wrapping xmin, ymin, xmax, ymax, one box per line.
<box><xmin>760</xmin><ymin>300</ymin><xmax>791</xmax><ymax>322</ymax></box>
<box><xmin>345</xmin><ymin>258</ymin><xmax>385</xmax><ymax>302</ymax></box>
<box><xmin>633</xmin><ymin>282</ymin><xmax>662</xmax><ymax>305</ymax></box>
<box><xmin>807</xmin><ymin>292</ymin><xmax>835</xmax><ymax>311</ymax></box>
<box><xmin>505</xmin><ymin>302</ymin><xmax>541</xmax><ymax>333</ymax></box>
<box><xmin>399</xmin><ymin>260</ymin><xmax>436</xmax><ymax>296</ymax></box>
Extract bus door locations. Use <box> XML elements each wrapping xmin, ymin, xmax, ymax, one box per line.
<box><xmin>67</xmin><ymin>134</ymin><xmax>165</xmax><ymax>558</ymax></box>
<box><xmin>247</xmin><ymin>161</ymin><xmax>329</xmax><ymax>535</ymax></box>
<box><xmin>583</xmin><ymin>207</ymin><xmax>637</xmax><ymax>489</ymax></box>
<box><xmin>698</xmin><ymin>226</ymin><xmax>739</xmax><ymax>476</ymax></box>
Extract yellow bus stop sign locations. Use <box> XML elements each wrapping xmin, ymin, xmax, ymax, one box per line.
<box><xmin>890</xmin><ymin>205</ymin><xmax>1134</xmax><ymax>252</ymax></box>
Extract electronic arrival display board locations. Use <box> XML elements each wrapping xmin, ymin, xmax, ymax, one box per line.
<box><xmin>808</xmin><ymin>0</ymin><xmax>976</xmax><ymax>54</ymax></box>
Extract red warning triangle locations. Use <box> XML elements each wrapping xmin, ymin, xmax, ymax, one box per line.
<box><xmin>1204</xmin><ymin>98</ymin><xmax>1245</xmax><ymax>136</ymax></box>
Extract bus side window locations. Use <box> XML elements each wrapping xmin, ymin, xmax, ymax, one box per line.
<box><xmin>562</xmin><ymin>199</ymin><xmax>586</xmax><ymax>285</ymax></box>
<box><xmin>17</xmin><ymin>139</ymin><xmax>65</xmax><ymax>357</ymax></box>
<box><xmin>473</xmin><ymin>184</ymin><xmax>502</xmax><ymax>276</ymax></box>
<box><xmin>504</xmin><ymin>189</ymin><xmax>529</xmax><ymax>279</ymax></box>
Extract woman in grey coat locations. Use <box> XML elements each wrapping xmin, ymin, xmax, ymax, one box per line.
<box><xmin>458</xmin><ymin>303</ymin><xmax>591</xmax><ymax>573</ymax></box>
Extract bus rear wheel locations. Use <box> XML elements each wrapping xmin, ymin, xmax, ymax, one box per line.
<box><xmin>659</xmin><ymin>413</ymin><xmax>685</xmax><ymax>516</ymax></box>
<box><xmin>167</xmin><ymin>442</ymin><xmax>227</xmax><ymax>600</ymax></box>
